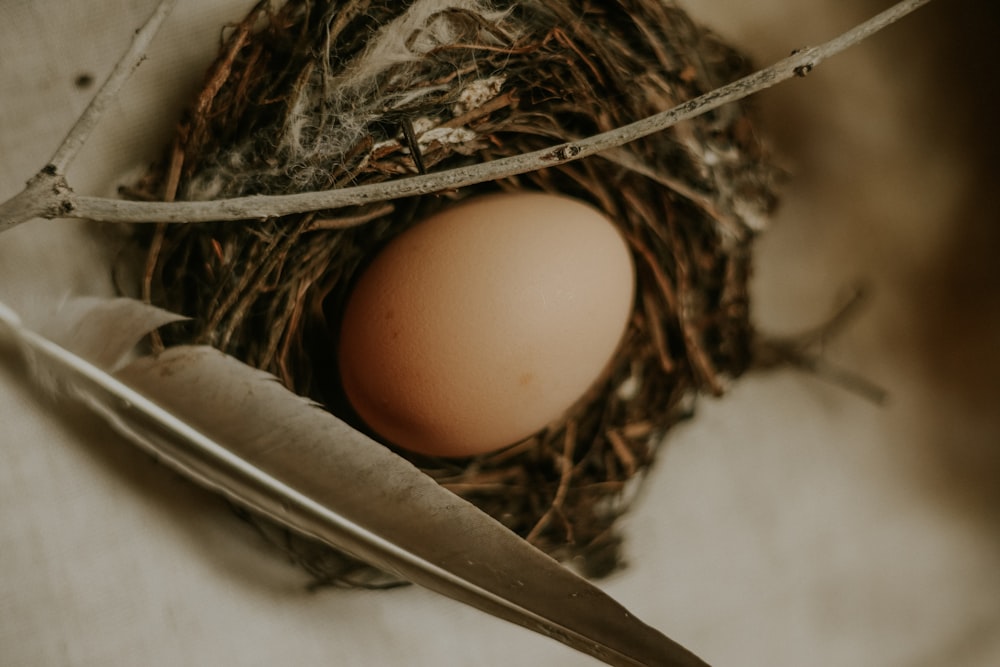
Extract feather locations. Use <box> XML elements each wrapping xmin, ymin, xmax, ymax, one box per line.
<box><xmin>1</xmin><ymin>297</ymin><xmax>186</xmax><ymax>396</ymax></box>
<box><xmin>36</xmin><ymin>295</ymin><xmax>188</xmax><ymax>370</ymax></box>
<box><xmin>0</xmin><ymin>298</ymin><xmax>708</xmax><ymax>667</ymax></box>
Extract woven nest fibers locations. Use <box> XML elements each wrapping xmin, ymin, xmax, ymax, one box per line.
<box><xmin>128</xmin><ymin>0</ymin><xmax>779</xmax><ymax>585</ymax></box>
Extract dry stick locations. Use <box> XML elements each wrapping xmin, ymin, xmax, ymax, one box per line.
<box><xmin>50</xmin><ymin>0</ymin><xmax>180</xmax><ymax>173</ymax></box>
<box><xmin>0</xmin><ymin>0</ymin><xmax>933</xmax><ymax>232</ymax></box>
<box><xmin>525</xmin><ymin>421</ymin><xmax>578</xmax><ymax>545</ymax></box>
<box><xmin>0</xmin><ymin>0</ymin><xmax>178</xmax><ymax>230</ymax></box>
<box><xmin>755</xmin><ymin>287</ymin><xmax>890</xmax><ymax>404</ymax></box>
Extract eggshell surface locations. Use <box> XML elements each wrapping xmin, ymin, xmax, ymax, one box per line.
<box><xmin>338</xmin><ymin>192</ymin><xmax>635</xmax><ymax>457</ymax></box>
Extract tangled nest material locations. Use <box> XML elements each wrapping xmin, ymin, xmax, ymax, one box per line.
<box><xmin>130</xmin><ymin>0</ymin><xmax>779</xmax><ymax>584</ymax></box>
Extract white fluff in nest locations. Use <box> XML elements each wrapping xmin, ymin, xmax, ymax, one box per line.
<box><xmin>224</xmin><ymin>0</ymin><xmax>517</xmax><ymax>199</ymax></box>
<box><xmin>185</xmin><ymin>0</ymin><xmax>519</xmax><ymax>200</ymax></box>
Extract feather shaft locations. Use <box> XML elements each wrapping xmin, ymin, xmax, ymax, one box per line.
<box><xmin>0</xmin><ymin>301</ymin><xmax>708</xmax><ymax>667</ymax></box>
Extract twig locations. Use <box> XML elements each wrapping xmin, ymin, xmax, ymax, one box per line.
<box><xmin>525</xmin><ymin>421</ymin><xmax>578</xmax><ymax>545</ymax></box>
<box><xmin>49</xmin><ymin>0</ymin><xmax>179</xmax><ymax>173</ymax></box>
<box><xmin>0</xmin><ymin>0</ymin><xmax>178</xmax><ymax>231</ymax></box>
<box><xmin>753</xmin><ymin>287</ymin><xmax>890</xmax><ymax>404</ymax></box>
<box><xmin>0</xmin><ymin>0</ymin><xmax>933</xmax><ymax>232</ymax></box>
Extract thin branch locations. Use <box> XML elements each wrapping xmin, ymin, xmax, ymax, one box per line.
<box><xmin>753</xmin><ymin>286</ymin><xmax>890</xmax><ymax>404</ymax></box>
<box><xmin>0</xmin><ymin>0</ymin><xmax>178</xmax><ymax>234</ymax></box>
<box><xmin>0</xmin><ymin>0</ymin><xmax>933</xmax><ymax>232</ymax></box>
<box><xmin>50</xmin><ymin>0</ymin><xmax>179</xmax><ymax>173</ymax></box>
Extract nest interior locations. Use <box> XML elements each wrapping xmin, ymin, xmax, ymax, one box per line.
<box><xmin>130</xmin><ymin>0</ymin><xmax>778</xmax><ymax>585</ymax></box>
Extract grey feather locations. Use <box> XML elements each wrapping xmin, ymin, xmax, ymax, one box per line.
<box><xmin>0</xmin><ymin>298</ymin><xmax>708</xmax><ymax>667</ymax></box>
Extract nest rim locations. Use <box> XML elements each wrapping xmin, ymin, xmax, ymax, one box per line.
<box><xmin>131</xmin><ymin>0</ymin><xmax>777</xmax><ymax>583</ymax></box>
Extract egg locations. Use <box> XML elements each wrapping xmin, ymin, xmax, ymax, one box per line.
<box><xmin>337</xmin><ymin>192</ymin><xmax>635</xmax><ymax>458</ymax></box>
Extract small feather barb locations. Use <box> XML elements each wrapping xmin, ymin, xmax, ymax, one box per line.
<box><xmin>0</xmin><ymin>298</ymin><xmax>708</xmax><ymax>667</ymax></box>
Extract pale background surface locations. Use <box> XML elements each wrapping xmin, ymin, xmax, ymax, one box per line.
<box><xmin>1</xmin><ymin>1</ymin><xmax>998</xmax><ymax>665</ymax></box>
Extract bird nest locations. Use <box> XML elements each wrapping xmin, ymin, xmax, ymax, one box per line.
<box><xmin>128</xmin><ymin>0</ymin><xmax>779</xmax><ymax>585</ymax></box>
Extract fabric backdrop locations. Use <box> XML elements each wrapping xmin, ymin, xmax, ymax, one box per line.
<box><xmin>1</xmin><ymin>1</ymin><xmax>998</xmax><ymax>665</ymax></box>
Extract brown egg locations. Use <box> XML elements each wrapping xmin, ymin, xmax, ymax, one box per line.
<box><xmin>338</xmin><ymin>192</ymin><xmax>635</xmax><ymax>457</ymax></box>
